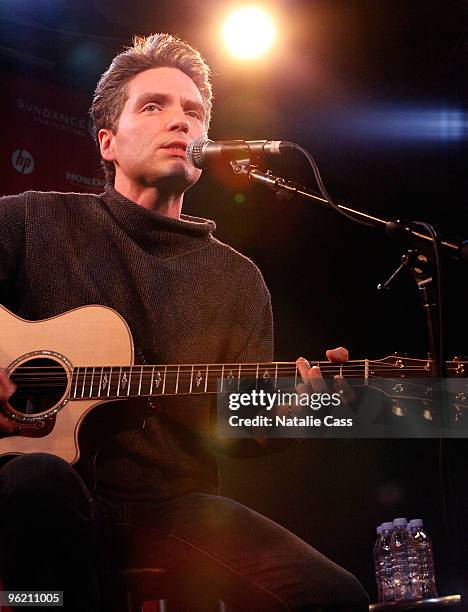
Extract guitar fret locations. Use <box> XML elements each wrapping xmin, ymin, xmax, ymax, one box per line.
<box><xmin>116</xmin><ymin>366</ymin><xmax>123</xmax><ymax>396</ymax></box>
<box><xmin>255</xmin><ymin>363</ymin><xmax>259</xmax><ymax>389</ymax></box>
<box><xmin>126</xmin><ymin>366</ymin><xmax>133</xmax><ymax>395</ymax></box>
<box><xmin>107</xmin><ymin>366</ymin><xmax>112</xmax><ymax>397</ymax></box>
<box><xmin>73</xmin><ymin>368</ymin><xmax>79</xmax><ymax>399</ymax></box>
<box><xmin>274</xmin><ymin>363</ymin><xmax>278</xmax><ymax>389</ymax></box>
<box><xmin>112</xmin><ymin>366</ymin><xmax>122</xmax><ymax>397</ymax></box>
<box><xmin>204</xmin><ymin>364</ymin><xmax>209</xmax><ymax>393</ymax></box>
<box><xmin>131</xmin><ymin>366</ymin><xmax>141</xmax><ymax>397</ymax></box>
<box><xmin>162</xmin><ymin>365</ymin><xmax>167</xmax><ymax>395</ymax></box>
<box><xmin>150</xmin><ymin>366</ymin><xmax>155</xmax><ymax>396</ymax></box>
<box><xmin>294</xmin><ymin>365</ymin><xmax>298</xmax><ymax>388</ymax></box>
<box><xmin>237</xmin><ymin>363</ymin><xmax>241</xmax><ymax>390</ymax></box>
<box><xmin>175</xmin><ymin>365</ymin><xmax>180</xmax><ymax>394</ymax></box>
<box><xmin>189</xmin><ymin>365</ymin><xmax>194</xmax><ymax>394</ymax></box>
<box><xmin>97</xmin><ymin>366</ymin><xmax>103</xmax><ymax>397</ymax></box>
<box><xmin>221</xmin><ymin>364</ymin><xmax>225</xmax><ymax>392</ymax></box>
<box><xmin>138</xmin><ymin>366</ymin><xmax>143</xmax><ymax>396</ymax></box>
<box><xmin>80</xmin><ymin>367</ymin><xmax>87</xmax><ymax>398</ymax></box>
<box><xmin>89</xmin><ymin>366</ymin><xmax>95</xmax><ymax>398</ymax></box>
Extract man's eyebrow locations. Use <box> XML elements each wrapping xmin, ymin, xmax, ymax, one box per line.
<box><xmin>185</xmin><ymin>99</ymin><xmax>206</xmax><ymax>119</ymax></box>
<box><xmin>133</xmin><ymin>91</ymin><xmax>206</xmax><ymax>118</ymax></box>
<box><xmin>133</xmin><ymin>92</ymin><xmax>168</xmax><ymax>108</ymax></box>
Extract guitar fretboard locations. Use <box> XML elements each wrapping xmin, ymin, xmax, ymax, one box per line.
<box><xmin>70</xmin><ymin>362</ymin><xmax>368</xmax><ymax>400</ymax></box>
<box><xmin>68</xmin><ymin>357</ymin><xmax>467</xmax><ymax>400</ymax></box>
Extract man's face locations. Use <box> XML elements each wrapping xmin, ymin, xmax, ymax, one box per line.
<box><xmin>100</xmin><ymin>67</ymin><xmax>207</xmax><ymax>190</ymax></box>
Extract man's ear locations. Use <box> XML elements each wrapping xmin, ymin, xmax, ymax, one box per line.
<box><xmin>98</xmin><ymin>128</ymin><xmax>115</xmax><ymax>162</ymax></box>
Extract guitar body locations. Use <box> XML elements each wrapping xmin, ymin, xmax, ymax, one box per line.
<box><xmin>0</xmin><ymin>304</ymin><xmax>134</xmax><ymax>463</ymax></box>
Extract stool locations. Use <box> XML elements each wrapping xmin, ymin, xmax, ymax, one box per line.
<box><xmin>105</xmin><ymin>567</ymin><xmax>167</xmax><ymax>612</ymax></box>
<box><xmin>101</xmin><ymin>567</ymin><xmax>226</xmax><ymax>612</ymax></box>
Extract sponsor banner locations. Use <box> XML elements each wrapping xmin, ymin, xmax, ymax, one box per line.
<box><xmin>1</xmin><ymin>69</ymin><xmax>104</xmax><ymax>195</ymax></box>
<box><xmin>217</xmin><ymin>377</ymin><xmax>468</xmax><ymax>438</ymax></box>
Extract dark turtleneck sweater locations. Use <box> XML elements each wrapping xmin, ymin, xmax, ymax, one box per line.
<box><xmin>0</xmin><ymin>186</ymin><xmax>273</xmax><ymax>501</ymax></box>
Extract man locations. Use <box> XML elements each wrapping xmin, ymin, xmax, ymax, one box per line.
<box><xmin>0</xmin><ymin>34</ymin><xmax>368</xmax><ymax>611</ymax></box>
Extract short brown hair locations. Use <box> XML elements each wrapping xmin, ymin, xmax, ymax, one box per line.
<box><xmin>91</xmin><ymin>33</ymin><xmax>213</xmax><ymax>184</ymax></box>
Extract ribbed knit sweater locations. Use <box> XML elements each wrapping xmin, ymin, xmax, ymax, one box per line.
<box><xmin>0</xmin><ymin>186</ymin><xmax>273</xmax><ymax>500</ymax></box>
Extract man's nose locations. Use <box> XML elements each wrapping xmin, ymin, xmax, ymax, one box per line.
<box><xmin>167</xmin><ymin>107</ymin><xmax>189</xmax><ymax>132</ymax></box>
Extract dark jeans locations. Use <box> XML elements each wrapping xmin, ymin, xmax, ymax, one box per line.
<box><xmin>0</xmin><ymin>454</ymin><xmax>368</xmax><ymax>612</ymax></box>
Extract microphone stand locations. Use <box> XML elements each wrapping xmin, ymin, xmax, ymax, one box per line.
<box><xmin>230</xmin><ymin>159</ymin><xmax>468</xmax><ymax>269</ymax></box>
<box><xmin>228</xmin><ymin>159</ymin><xmax>466</xmax><ymax>595</ymax></box>
<box><xmin>230</xmin><ymin>159</ymin><xmax>468</xmax><ymax>403</ymax></box>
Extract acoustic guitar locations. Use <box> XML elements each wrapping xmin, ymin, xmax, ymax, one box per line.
<box><xmin>0</xmin><ymin>304</ymin><xmax>466</xmax><ymax>463</ymax></box>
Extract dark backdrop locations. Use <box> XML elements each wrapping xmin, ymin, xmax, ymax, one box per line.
<box><xmin>1</xmin><ymin>0</ymin><xmax>467</xmax><ymax>600</ymax></box>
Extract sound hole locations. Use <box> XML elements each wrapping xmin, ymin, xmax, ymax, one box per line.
<box><xmin>8</xmin><ymin>358</ymin><xmax>68</xmax><ymax>416</ymax></box>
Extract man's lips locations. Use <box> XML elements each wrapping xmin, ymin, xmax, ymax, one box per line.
<box><xmin>161</xmin><ymin>141</ymin><xmax>188</xmax><ymax>156</ymax></box>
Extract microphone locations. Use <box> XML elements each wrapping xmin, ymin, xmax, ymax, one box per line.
<box><xmin>186</xmin><ymin>137</ymin><xmax>295</xmax><ymax>169</ymax></box>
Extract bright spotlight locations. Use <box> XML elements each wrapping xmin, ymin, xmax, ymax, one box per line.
<box><xmin>346</xmin><ymin>107</ymin><xmax>466</xmax><ymax>142</ymax></box>
<box><xmin>222</xmin><ymin>7</ymin><xmax>276</xmax><ymax>60</ymax></box>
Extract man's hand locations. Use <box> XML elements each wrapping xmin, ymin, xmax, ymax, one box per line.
<box><xmin>256</xmin><ymin>346</ymin><xmax>353</xmax><ymax>448</ymax></box>
<box><xmin>0</xmin><ymin>369</ymin><xmax>17</xmax><ymax>434</ymax></box>
<box><xmin>297</xmin><ymin>346</ymin><xmax>349</xmax><ymax>387</ymax></box>
<box><xmin>274</xmin><ymin>346</ymin><xmax>355</xmax><ymax>419</ymax></box>
<box><xmin>296</xmin><ymin>345</ymin><xmax>352</xmax><ymax>394</ymax></box>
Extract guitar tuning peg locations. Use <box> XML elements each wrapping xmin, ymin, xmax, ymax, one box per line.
<box><xmin>452</xmin><ymin>356</ymin><xmax>466</xmax><ymax>376</ymax></box>
<box><xmin>453</xmin><ymin>404</ymin><xmax>463</xmax><ymax>423</ymax></box>
<box><xmin>422</xmin><ymin>403</ymin><xmax>433</xmax><ymax>422</ymax></box>
<box><xmin>391</xmin><ymin>399</ymin><xmax>407</xmax><ymax>417</ymax></box>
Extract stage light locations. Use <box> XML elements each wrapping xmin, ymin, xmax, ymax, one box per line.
<box><xmin>222</xmin><ymin>7</ymin><xmax>276</xmax><ymax>60</ymax></box>
<box><xmin>307</xmin><ymin>106</ymin><xmax>467</xmax><ymax>144</ymax></box>
<box><xmin>351</xmin><ymin>108</ymin><xmax>466</xmax><ymax>141</ymax></box>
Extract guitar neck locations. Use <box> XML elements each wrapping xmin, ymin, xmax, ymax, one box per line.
<box><xmin>70</xmin><ymin>361</ymin><xmax>366</xmax><ymax>400</ymax></box>
<box><xmin>69</xmin><ymin>357</ymin><xmax>465</xmax><ymax>401</ymax></box>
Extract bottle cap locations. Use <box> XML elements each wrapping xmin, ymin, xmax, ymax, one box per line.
<box><xmin>381</xmin><ymin>521</ymin><xmax>394</xmax><ymax>531</ymax></box>
<box><xmin>393</xmin><ymin>517</ymin><xmax>408</xmax><ymax>527</ymax></box>
<box><xmin>409</xmin><ymin>518</ymin><xmax>424</xmax><ymax>527</ymax></box>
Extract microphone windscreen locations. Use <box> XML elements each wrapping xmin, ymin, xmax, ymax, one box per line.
<box><xmin>186</xmin><ymin>137</ymin><xmax>211</xmax><ymax>169</ymax></box>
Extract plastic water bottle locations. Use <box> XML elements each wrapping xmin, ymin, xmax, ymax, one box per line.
<box><xmin>406</xmin><ymin>522</ymin><xmax>422</xmax><ymax>600</ymax></box>
<box><xmin>391</xmin><ymin>517</ymin><xmax>420</xmax><ymax>600</ymax></box>
<box><xmin>379</xmin><ymin>522</ymin><xmax>396</xmax><ymax>601</ymax></box>
<box><xmin>373</xmin><ymin>525</ymin><xmax>383</xmax><ymax>601</ymax></box>
<box><xmin>408</xmin><ymin>518</ymin><xmax>438</xmax><ymax>598</ymax></box>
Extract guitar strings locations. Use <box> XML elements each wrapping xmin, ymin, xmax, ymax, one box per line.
<box><xmin>9</xmin><ymin>365</ymin><xmax>455</xmax><ymax>380</ymax></box>
<box><xmin>11</xmin><ymin>366</ymin><xmax>438</xmax><ymax>383</ymax></box>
